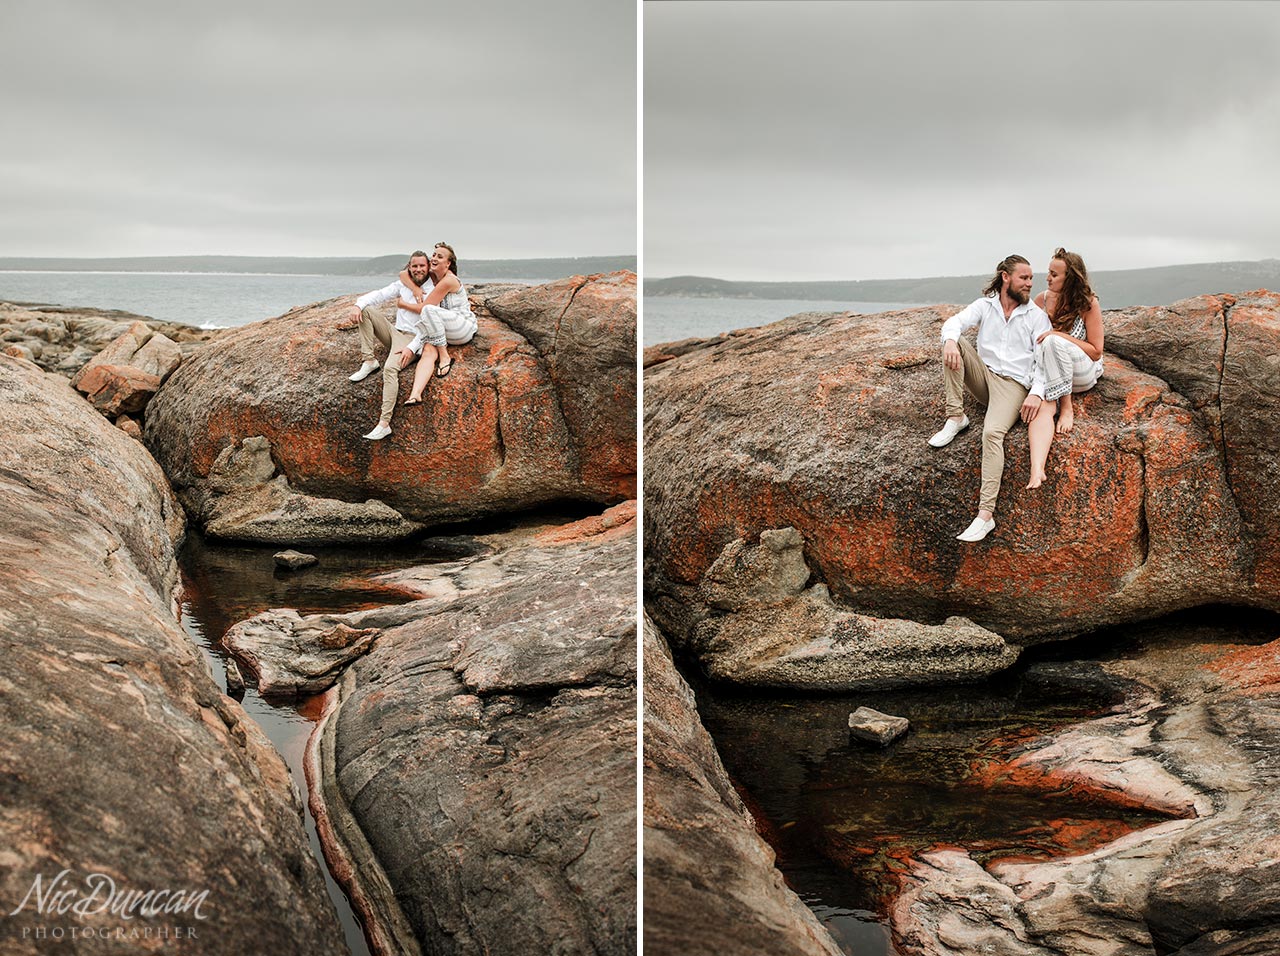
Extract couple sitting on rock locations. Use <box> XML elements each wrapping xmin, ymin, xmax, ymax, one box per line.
<box><xmin>929</xmin><ymin>250</ymin><xmax>1105</xmax><ymax>542</ymax></box>
<box><xmin>346</xmin><ymin>243</ymin><xmax>477</xmax><ymax>440</ymax></box>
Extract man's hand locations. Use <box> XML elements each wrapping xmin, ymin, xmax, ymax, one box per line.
<box><xmin>337</xmin><ymin>304</ymin><xmax>361</xmax><ymax>330</ymax></box>
<box><xmin>1020</xmin><ymin>394</ymin><xmax>1045</xmax><ymax>424</ymax></box>
<box><xmin>942</xmin><ymin>339</ymin><xmax>962</xmax><ymax>370</ymax></box>
<box><xmin>399</xmin><ymin>347</ymin><xmax>417</xmax><ymax>367</ymax></box>
<box><xmin>1036</xmin><ymin>330</ymin><xmax>1059</xmax><ymax>344</ymax></box>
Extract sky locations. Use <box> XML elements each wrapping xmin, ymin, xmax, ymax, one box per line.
<box><xmin>645</xmin><ymin>1</ymin><xmax>1280</xmax><ymax>281</ymax></box>
<box><xmin>0</xmin><ymin>0</ymin><xmax>636</xmax><ymax>260</ymax></box>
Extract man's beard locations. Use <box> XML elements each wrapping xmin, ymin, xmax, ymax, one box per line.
<box><xmin>1009</xmin><ymin>287</ymin><xmax>1029</xmax><ymax>305</ymax></box>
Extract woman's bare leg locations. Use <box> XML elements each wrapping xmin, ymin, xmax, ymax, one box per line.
<box><xmin>1026</xmin><ymin>398</ymin><xmax>1058</xmax><ymax>489</ymax></box>
<box><xmin>436</xmin><ymin>344</ymin><xmax>453</xmax><ymax>375</ymax></box>
<box><xmin>406</xmin><ymin>346</ymin><xmax>439</xmax><ymax>402</ymax></box>
<box><xmin>1056</xmin><ymin>393</ymin><xmax>1075</xmax><ymax>434</ymax></box>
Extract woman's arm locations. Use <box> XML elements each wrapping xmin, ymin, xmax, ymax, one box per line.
<box><xmin>399</xmin><ymin>269</ymin><xmax>425</xmax><ymax>302</ymax></box>
<box><xmin>398</xmin><ymin>274</ymin><xmax>461</xmax><ymax>314</ymax></box>
<box><xmin>1080</xmin><ymin>298</ymin><xmax>1104</xmax><ymax>361</ymax></box>
<box><xmin>1035</xmin><ymin>298</ymin><xmax>1103</xmax><ymax>361</ymax></box>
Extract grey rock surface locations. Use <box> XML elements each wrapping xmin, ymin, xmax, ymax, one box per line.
<box><xmin>848</xmin><ymin>706</ymin><xmax>910</xmax><ymax>745</ymax></box>
<box><xmin>642</xmin><ymin>616</ymin><xmax>844</xmax><ymax>956</ymax></box>
<box><xmin>674</xmin><ymin>526</ymin><xmax>1018</xmax><ymax>689</ymax></box>
<box><xmin>304</xmin><ymin>514</ymin><xmax>638</xmax><ymax>956</ymax></box>
<box><xmin>0</xmin><ymin>355</ymin><xmax>345</xmax><ymax>954</ymax></box>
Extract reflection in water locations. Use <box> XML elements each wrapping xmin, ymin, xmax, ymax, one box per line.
<box><xmin>693</xmin><ymin>608</ymin><xmax>1280</xmax><ymax>956</ymax></box>
<box><xmin>178</xmin><ymin>530</ymin><xmax>466</xmax><ymax>956</ymax></box>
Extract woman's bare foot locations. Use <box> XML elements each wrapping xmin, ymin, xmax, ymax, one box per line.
<box><xmin>1026</xmin><ymin>468</ymin><xmax>1047</xmax><ymax>490</ymax></box>
<box><xmin>1056</xmin><ymin>396</ymin><xmax>1075</xmax><ymax>434</ymax></box>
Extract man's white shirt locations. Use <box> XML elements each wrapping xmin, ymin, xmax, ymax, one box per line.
<box><xmin>356</xmin><ymin>280</ymin><xmax>425</xmax><ymax>354</ymax></box>
<box><xmin>939</xmin><ymin>295</ymin><xmax>1052</xmax><ymax>397</ymax></box>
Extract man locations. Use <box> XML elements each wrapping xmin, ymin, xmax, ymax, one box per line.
<box><xmin>346</xmin><ymin>251</ymin><xmax>431</xmax><ymax>440</ymax></box>
<box><xmin>927</xmin><ymin>254</ymin><xmax>1052</xmax><ymax>542</ymax></box>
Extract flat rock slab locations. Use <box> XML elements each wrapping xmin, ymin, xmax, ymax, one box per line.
<box><xmin>305</xmin><ymin>511</ymin><xmax>638</xmax><ymax>956</ymax></box>
<box><xmin>848</xmin><ymin>706</ymin><xmax>909</xmax><ymax>745</ymax></box>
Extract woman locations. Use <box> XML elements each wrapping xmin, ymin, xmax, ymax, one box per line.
<box><xmin>1026</xmin><ymin>247</ymin><xmax>1104</xmax><ymax>489</ymax></box>
<box><xmin>395</xmin><ymin>242</ymin><xmax>477</xmax><ymax>404</ymax></box>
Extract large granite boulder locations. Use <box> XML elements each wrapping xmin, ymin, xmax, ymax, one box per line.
<box><xmin>643</xmin><ymin>617</ymin><xmax>844</xmax><ymax>956</ymax></box>
<box><xmin>645</xmin><ymin>291</ymin><xmax>1280</xmax><ymax>652</ymax></box>
<box><xmin>144</xmin><ymin>273</ymin><xmax>636</xmax><ymax>542</ymax></box>
<box><xmin>0</xmin><ymin>356</ymin><xmax>344</xmax><ymax>953</ymax></box>
<box><xmin>303</xmin><ymin>510</ymin><xmax>638</xmax><ymax>956</ymax></box>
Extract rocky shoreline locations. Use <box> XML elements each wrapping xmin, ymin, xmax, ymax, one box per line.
<box><xmin>1</xmin><ymin>273</ymin><xmax>638</xmax><ymax>955</ymax></box>
<box><xmin>642</xmin><ymin>291</ymin><xmax>1280</xmax><ymax>956</ymax></box>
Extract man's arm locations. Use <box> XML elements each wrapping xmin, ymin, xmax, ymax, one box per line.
<box><xmin>347</xmin><ymin>280</ymin><xmax>402</xmax><ymax>325</ymax></box>
<box><xmin>940</xmin><ymin>299</ymin><xmax>984</xmax><ymax>369</ymax></box>
<box><xmin>939</xmin><ymin>299</ymin><xmax>984</xmax><ymax>344</ymax></box>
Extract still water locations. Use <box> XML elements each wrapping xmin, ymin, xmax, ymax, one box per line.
<box><xmin>695</xmin><ymin>609</ymin><xmax>1277</xmax><ymax>955</ymax></box>
<box><xmin>0</xmin><ymin>270</ymin><xmax>548</xmax><ymax>330</ymax></box>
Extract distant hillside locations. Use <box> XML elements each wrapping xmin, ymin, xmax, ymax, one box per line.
<box><xmin>0</xmin><ymin>254</ymin><xmax>636</xmax><ymax>279</ymax></box>
<box><xmin>646</xmin><ymin>259</ymin><xmax>1280</xmax><ymax>309</ymax></box>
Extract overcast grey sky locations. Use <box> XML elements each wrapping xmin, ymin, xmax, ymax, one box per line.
<box><xmin>645</xmin><ymin>1</ymin><xmax>1280</xmax><ymax>281</ymax></box>
<box><xmin>1</xmin><ymin>0</ymin><xmax>635</xmax><ymax>259</ymax></box>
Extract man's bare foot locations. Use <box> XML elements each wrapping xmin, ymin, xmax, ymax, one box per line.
<box><xmin>1026</xmin><ymin>468</ymin><xmax>1046</xmax><ymax>489</ymax></box>
<box><xmin>1056</xmin><ymin>405</ymin><xmax>1075</xmax><ymax>435</ymax></box>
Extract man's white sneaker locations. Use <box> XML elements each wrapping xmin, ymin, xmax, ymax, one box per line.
<box><xmin>349</xmin><ymin>360</ymin><xmax>380</xmax><ymax>382</ymax></box>
<box><xmin>956</xmin><ymin>516</ymin><xmax>995</xmax><ymax>542</ymax></box>
<box><xmin>928</xmin><ymin>415</ymin><xmax>970</xmax><ymax>448</ymax></box>
<box><xmin>363</xmin><ymin>423</ymin><xmax>392</xmax><ymax>441</ymax></box>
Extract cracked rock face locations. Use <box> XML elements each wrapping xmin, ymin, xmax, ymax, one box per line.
<box><xmin>304</xmin><ymin>512</ymin><xmax>637</xmax><ymax>956</ymax></box>
<box><xmin>643</xmin><ymin>616</ymin><xmax>845</xmax><ymax>956</ymax></box>
<box><xmin>0</xmin><ymin>356</ymin><xmax>345</xmax><ymax>954</ymax></box>
<box><xmin>644</xmin><ymin>291</ymin><xmax>1280</xmax><ymax>642</ymax></box>
<box><xmin>144</xmin><ymin>273</ymin><xmax>636</xmax><ymax>540</ymax></box>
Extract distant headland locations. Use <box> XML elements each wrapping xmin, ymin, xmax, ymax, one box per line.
<box><xmin>646</xmin><ymin>258</ymin><xmax>1280</xmax><ymax>309</ymax></box>
<box><xmin>0</xmin><ymin>253</ymin><xmax>637</xmax><ymax>279</ymax></box>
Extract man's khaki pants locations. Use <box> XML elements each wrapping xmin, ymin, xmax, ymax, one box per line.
<box><xmin>358</xmin><ymin>306</ymin><xmax>416</xmax><ymax>423</ymax></box>
<box><xmin>944</xmin><ymin>337</ymin><xmax>1028</xmax><ymax>513</ymax></box>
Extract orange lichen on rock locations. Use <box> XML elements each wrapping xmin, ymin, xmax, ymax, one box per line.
<box><xmin>1204</xmin><ymin>638</ymin><xmax>1280</xmax><ymax>694</ymax></box>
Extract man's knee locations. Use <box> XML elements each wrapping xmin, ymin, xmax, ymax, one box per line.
<box><xmin>983</xmin><ymin>424</ymin><xmax>1010</xmax><ymax>445</ymax></box>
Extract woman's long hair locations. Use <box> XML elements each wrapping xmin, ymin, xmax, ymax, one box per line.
<box><xmin>982</xmin><ymin>254</ymin><xmax>1030</xmax><ymax>297</ymax></box>
<box><xmin>435</xmin><ymin>242</ymin><xmax>459</xmax><ymax>276</ymax></box>
<box><xmin>1047</xmin><ymin>247</ymin><xmax>1095</xmax><ymax>331</ymax></box>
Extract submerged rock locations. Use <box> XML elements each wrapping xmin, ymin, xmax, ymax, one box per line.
<box><xmin>848</xmin><ymin>706</ymin><xmax>910</xmax><ymax>745</ymax></box>
<box><xmin>645</xmin><ymin>291</ymin><xmax>1280</xmax><ymax>648</ymax></box>
<box><xmin>304</xmin><ymin>508</ymin><xmax>637</xmax><ymax>955</ymax></box>
<box><xmin>144</xmin><ymin>273</ymin><xmax>637</xmax><ymax>541</ymax></box>
<box><xmin>643</xmin><ymin>617</ymin><xmax>844</xmax><ymax>956</ymax></box>
<box><xmin>0</xmin><ymin>355</ymin><xmax>344</xmax><ymax>953</ymax></box>
<box><xmin>273</xmin><ymin>548</ymin><xmax>319</xmax><ymax>570</ymax></box>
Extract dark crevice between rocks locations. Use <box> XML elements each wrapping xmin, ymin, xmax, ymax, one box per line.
<box><xmin>1217</xmin><ymin>298</ymin><xmax>1233</xmax><ymax>496</ymax></box>
<box><xmin>550</xmin><ymin>276</ymin><xmax>587</xmax><ymax>359</ymax></box>
<box><xmin>1136</xmin><ymin>445</ymin><xmax>1151</xmax><ymax>568</ymax></box>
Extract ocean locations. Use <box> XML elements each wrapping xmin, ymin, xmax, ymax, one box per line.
<box><xmin>644</xmin><ymin>295</ymin><xmax>930</xmax><ymax>347</ymax></box>
<box><xmin>0</xmin><ymin>271</ymin><xmax>554</xmax><ymax>330</ymax></box>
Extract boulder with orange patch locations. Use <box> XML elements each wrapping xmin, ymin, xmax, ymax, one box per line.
<box><xmin>145</xmin><ymin>273</ymin><xmax>636</xmax><ymax>541</ymax></box>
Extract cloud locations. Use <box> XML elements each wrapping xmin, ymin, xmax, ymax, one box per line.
<box><xmin>645</xmin><ymin>0</ymin><xmax>1280</xmax><ymax>279</ymax></box>
<box><xmin>0</xmin><ymin>0</ymin><xmax>636</xmax><ymax>257</ymax></box>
